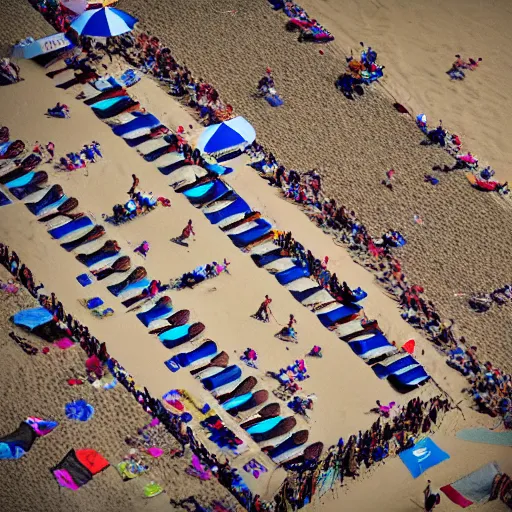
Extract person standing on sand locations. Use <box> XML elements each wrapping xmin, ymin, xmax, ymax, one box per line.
<box><xmin>424</xmin><ymin>480</ymin><xmax>441</xmax><ymax>511</ymax></box>
<box><xmin>254</xmin><ymin>295</ymin><xmax>272</xmax><ymax>322</ymax></box>
<box><xmin>128</xmin><ymin>174</ymin><xmax>139</xmax><ymax>197</ymax></box>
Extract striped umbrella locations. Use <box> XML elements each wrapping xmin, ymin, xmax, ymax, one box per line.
<box><xmin>70</xmin><ymin>7</ymin><xmax>138</xmax><ymax>37</ymax></box>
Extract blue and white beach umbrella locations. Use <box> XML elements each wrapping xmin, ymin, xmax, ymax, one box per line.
<box><xmin>71</xmin><ymin>7</ymin><xmax>138</xmax><ymax>37</ymax></box>
<box><xmin>196</xmin><ymin>116</ymin><xmax>256</xmax><ymax>156</ymax></box>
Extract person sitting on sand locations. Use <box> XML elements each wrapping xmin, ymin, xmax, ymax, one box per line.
<box><xmin>381</xmin><ymin>169</ymin><xmax>395</xmax><ymax>190</ymax></box>
<box><xmin>134</xmin><ymin>240</ymin><xmax>150</xmax><ymax>258</ymax></box>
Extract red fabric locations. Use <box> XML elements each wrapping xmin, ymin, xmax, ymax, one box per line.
<box><xmin>76</xmin><ymin>449</ymin><xmax>109</xmax><ymax>475</ymax></box>
<box><xmin>474</xmin><ymin>180</ymin><xmax>498</xmax><ymax>191</ymax></box>
<box><xmin>402</xmin><ymin>339</ymin><xmax>415</xmax><ymax>354</ymax></box>
<box><xmin>440</xmin><ymin>484</ymin><xmax>473</xmax><ymax>508</ymax></box>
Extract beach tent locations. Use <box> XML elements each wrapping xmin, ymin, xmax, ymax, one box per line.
<box><xmin>441</xmin><ymin>462</ymin><xmax>502</xmax><ymax>508</ymax></box>
<box><xmin>196</xmin><ymin>117</ymin><xmax>256</xmax><ymax>159</ymax></box>
<box><xmin>12</xmin><ymin>34</ymin><xmax>74</xmax><ymax>60</ymax></box>
<box><xmin>71</xmin><ymin>7</ymin><xmax>138</xmax><ymax>37</ymax></box>
<box><xmin>399</xmin><ymin>437</ymin><xmax>450</xmax><ymax>478</ymax></box>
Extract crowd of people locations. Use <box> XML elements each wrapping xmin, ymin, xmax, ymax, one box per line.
<box><xmin>245</xmin><ymin>144</ymin><xmax>511</xmax><ymax>424</ymax></box>
<box><xmin>2</xmin><ymin>242</ymin><xmax>271</xmax><ymax>511</ymax></box>
<box><xmin>276</xmin><ymin>396</ymin><xmax>450</xmax><ymax>510</ymax></box>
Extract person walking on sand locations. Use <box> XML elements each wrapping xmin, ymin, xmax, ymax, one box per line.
<box><xmin>173</xmin><ymin>219</ymin><xmax>195</xmax><ymax>245</ymax></box>
<box><xmin>424</xmin><ymin>480</ymin><xmax>441</xmax><ymax>512</ymax></box>
<box><xmin>254</xmin><ymin>295</ymin><xmax>272</xmax><ymax>322</ymax></box>
<box><xmin>128</xmin><ymin>174</ymin><xmax>139</xmax><ymax>197</ymax></box>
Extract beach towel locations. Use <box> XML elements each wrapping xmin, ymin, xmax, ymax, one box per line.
<box><xmin>441</xmin><ymin>462</ymin><xmax>501</xmax><ymax>507</ymax></box>
<box><xmin>52</xmin><ymin>448</ymin><xmax>107</xmax><ymax>490</ymax></box>
<box><xmin>399</xmin><ymin>437</ymin><xmax>450</xmax><ymax>478</ymax></box>
<box><xmin>0</xmin><ymin>418</ymin><xmax>57</xmax><ymax>460</ymax></box>
<box><xmin>76</xmin><ymin>273</ymin><xmax>93</xmax><ymax>287</ymax></box>
<box><xmin>12</xmin><ymin>307</ymin><xmax>53</xmax><ymax>330</ymax></box>
<box><xmin>65</xmin><ymin>399</ymin><xmax>95</xmax><ymax>422</ymax></box>
<box><xmin>455</xmin><ymin>428</ymin><xmax>512</xmax><ymax>447</ymax></box>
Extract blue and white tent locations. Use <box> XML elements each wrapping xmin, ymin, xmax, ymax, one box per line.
<box><xmin>196</xmin><ymin>117</ymin><xmax>256</xmax><ymax>159</ymax></box>
<box><xmin>71</xmin><ymin>7</ymin><xmax>138</xmax><ymax>37</ymax></box>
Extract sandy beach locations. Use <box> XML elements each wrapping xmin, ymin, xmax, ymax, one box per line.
<box><xmin>115</xmin><ymin>0</ymin><xmax>512</xmax><ymax>373</ymax></box>
<box><xmin>1</xmin><ymin>0</ymin><xmax>512</xmax><ymax>511</ymax></box>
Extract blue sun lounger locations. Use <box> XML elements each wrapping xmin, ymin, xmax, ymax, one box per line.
<box><xmin>48</xmin><ymin>217</ymin><xmax>93</xmax><ymax>239</ymax></box>
<box><xmin>136</xmin><ymin>303</ymin><xmax>173</xmax><ymax>327</ymax></box>
<box><xmin>204</xmin><ymin>195</ymin><xmax>250</xmax><ymax>224</ymax></box>
<box><xmin>112</xmin><ymin>112</ymin><xmax>161</xmax><ymax>137</ymax></box>
<box><xmin>185</xmin><ymin>180</ymin><xmax>231</xmax><ymax>206</ymax></box>
<box><xmin>223</xmin><ymin>392</ymin><xmax>253</xmax><ymax>411</ymax></box>
<box><xmin>388</xmin><ymin>365</ymin><xmax>430</xmax><ymax>388</ymax></box>
<box><xmin>252</xmin><ymin>248</ymin><xmax>283</xmax><ymax>267</ymax></box>
<box><xmin>165</xmin><ymin>340</ymin><xmax>218</xmax><ymax>372</ymax></box>
<box><xmin>228</xmin><ymin>219</ymin><xmax>273</xmax><ymax>248</ymax></box>
<box><xmin>349</xmin><ymin>332</ymin><xmax>397</xmax><ymax>361</ymax></box>
<box><xmin>245</xmin><ymin>416</ymin><xmax>284</xmax><ymax>434</ymax></box>
<box><xmin>317</xmin><ymin>303</ymin><xmax>361</xmax><ymax>327</ymax></box>
<box><xmin>201</xmin><ymin>365</ymin><xmax>242</xmax><ymax>391</ymax></box>
<box><xmin>372</xmin><ymin>355</ymin><xmax>420</xmax><ymax>379</ymax></box>
<box><xmin>275</xmin><ymin>265</ymin><xmax>310</xmax><ymax>285</ymax></box>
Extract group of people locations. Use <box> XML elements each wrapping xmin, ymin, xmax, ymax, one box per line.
<box><xmin>171</xmin><ymin>259</ymin><xmax>230</xmax><ymax>290</ymax></box>
<box><xmin>110</xmin><ymin>176</ymin><xmax>161</xmax><ymax>224</ymax></box>
<box><xmin>276</xmin><ymin>396</ymin><xmax>450</xmax><ymax>510</ymax></box>
<box><xmin>246</xmin><ymin>140</ymin><xmax>512</xmax><ymax>426</ymax></box>
<box><xmin>4</xmin><ymin>242</ymin><xmax>272</xmax><ymax>511</ymax></box>
<box><xmin>469</xmin><ymin>283</ymin><xmax>512</xmax><ymax>313</ymax></box>
<box><xmin>447</xmin><ymin>346</ymin><xmax>512</xmax><ymax>426</ymax></box>
<box><xmin>58</xmin><ymin>141</ymin><xmax>102</xmax><ymax>171</ymax></box>
<box><xmin>418</xmin><ymin>116</ymin><xmax>510</xmax><ymax>195</ymax></box>
<box><xmin>0</xmin><ymin>245</ymin><xmax>43</xmax><ymax>297</ymax></box>
<box><xmin>447</xmin><ymin>54</ymin><xmax>483</xmax><ymax>81</ymax></box>
<box><xmin>0</xmin><ymin>58</ymin><xmax>22</xmax><ymax>85</ymax></box>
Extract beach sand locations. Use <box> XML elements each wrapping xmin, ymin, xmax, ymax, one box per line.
<box><xmin>0</xmin><ymin>57</ymin><xmax>510</xmax><ymax>510</ymax></box>
<box><xmin>1</xmin><ymin>0</ymin><xmax>55</xmax><ymax>56</ymax></box>
<box><xmin>115</xmin><ymin>0</ymin><xmax>512</xmax><ymax>373</ymax></box>
<box><xmin>0</xmin><ymin>268</ymin><xmax>239</xmax><ymax>512</ymax></box>
<box><xmin>0</xmin><ymin>0</ymin><xmax>511</xmax><ymax>510</ymax></box>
